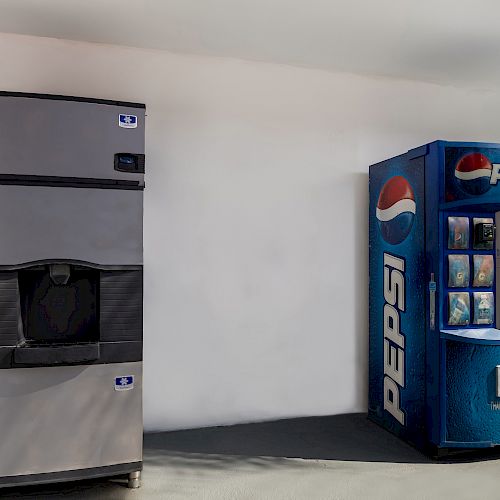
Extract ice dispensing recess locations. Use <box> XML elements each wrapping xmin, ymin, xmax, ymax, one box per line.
<box><xmin>369</xmin><ymin>141</ymin><xmax>500</xmax><ymax>456</ymax></box>
<box><xmin>0</xmin><ymin>92</ymin><xmax>144</xmax><ymax>488</ymax></box>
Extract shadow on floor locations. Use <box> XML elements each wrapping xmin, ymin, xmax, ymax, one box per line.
<box><xmin>3</xmin><ymin>413</ymin><xmax>500</xmax><ymax>498</ymax></box>
<box><xmin>145</xmin><ymin>413</ymin><xmax>431</xmax><ymax>464</ymax></box>
<box><xmin>0</xmin><ymin>477</ymin><xmax>131</xmax><ymax>499</ymax></box>
<box><xmin>145</xmin><ymin>413</ymin><xmax>500</xmax><ymax>464</ymax></box>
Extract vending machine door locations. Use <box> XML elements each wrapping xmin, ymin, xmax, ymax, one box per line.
<box><xmin>443</xmin><ymin>333</ymin><xmax>500</xmax><ymax>446</ymax></box>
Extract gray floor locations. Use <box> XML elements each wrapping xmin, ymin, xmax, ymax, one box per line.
<box><xmin>2</xmin><ymin>414</ymin><xmax>500</xmax><ymax>499</ymax></box>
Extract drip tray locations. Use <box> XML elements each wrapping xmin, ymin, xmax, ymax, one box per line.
<box><xmin>14</xmin><ymin>343</ymin><xmax>100</xmax><ymax>366</ymax></box>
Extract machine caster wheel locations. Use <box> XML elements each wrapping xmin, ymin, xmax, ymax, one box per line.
<box><xmin>128</xmin><ymin>471</ymin><xmax>141</xmax><ymax>489</ymax></box>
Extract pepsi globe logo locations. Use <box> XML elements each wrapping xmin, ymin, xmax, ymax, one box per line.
<box><xmin>376</xmin><ymin>176</ymin><xmax>416</xmax><ymax>245</ymax></box>
<box><xmin>454</xmin><ymin>153</ymin><xmax>492</xmax><ymax>195</ymax></box>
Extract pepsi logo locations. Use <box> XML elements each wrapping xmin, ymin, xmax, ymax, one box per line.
<box><xmin>455</xmin><ymin>153</ymin><xmax>492</xmax><ymax>195</ymax></box>
<box><xmin>376</xmin><ymin>176</ymin><xmax>416</xmax><ymax>245</ymax></box>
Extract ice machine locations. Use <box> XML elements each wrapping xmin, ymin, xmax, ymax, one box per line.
<box><xmin>0</xmin><ymin>92</ymin><xmax>144</xmax><ymax>487</ymax></box>
<box><xmin>369</xmin><ymin>141</ymin><xmax>500</xmax><ymax>456</ymax></box>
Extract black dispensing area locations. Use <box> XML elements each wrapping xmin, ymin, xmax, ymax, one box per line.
<box><xmin>0</xmin><ymin>262</ymin><xmax>143</xmax><ymax>368</ymax></box>
<box><xmin>13</xmin><ymin>263</ymin><xmax>100</xmax><ymax>366</ymax></box>
<box><xmin>19</xmin><ymin>264</ymin><xmax>99</xmax><ymax>345</ymax></box>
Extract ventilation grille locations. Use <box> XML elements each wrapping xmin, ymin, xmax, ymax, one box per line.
<box><xmin>100</xmin><ymin>270</ymin><xmax>143</xmax><ymax>342</ymax></box>
<box><xmin>0</xmin><ymin>272</ymin><xmax>19</xmax><ymax>346</ymax></box>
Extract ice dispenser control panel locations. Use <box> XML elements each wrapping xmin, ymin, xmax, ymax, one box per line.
<box><xmin>114</xmin><ymin>153</ymin><xmax>145</xmax><ymax>173</ymax></box>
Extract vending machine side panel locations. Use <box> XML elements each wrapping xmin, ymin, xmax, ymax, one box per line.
<box><xmin>368</xmin><ymin>149</ymin><xmax>427</xmax><ymax>448</ymax></box>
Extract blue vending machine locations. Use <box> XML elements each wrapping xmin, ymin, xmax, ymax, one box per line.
<box><xmin>369</xmin><ymin>141</ymin><xmax>500</xmax><ymax>455</ymax></box>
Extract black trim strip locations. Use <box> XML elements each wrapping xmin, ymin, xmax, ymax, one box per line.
<box><xmin>13</xmin><ymin>343</ymin><xmax>100</xmax><ymax>366</ymax></box>
<box><xmin>0</xmin><ymin>461</ymin><xmax>142</xmax><ymax>488</ymax></box>
<box><xmin>0</xmin><ymin>348</ymin><xmax>13</xmax><ymax>368</ymax></box>
<box><xmin>0</xmin><ymin>343</ymin><xmax>143</xmax><ymax>369</ymax></box>
<box><xmin>0</xmin><ymin>174</ymin><xmax>144</xmax><ymax>190</ymax></box>
<box><xmin>0</xmin><ymin>261</ymin><xmax>143</xmax><ymax>271</ymax></box>
<box><xmin>0</xmin><ymin>91</ymin><xmax>145</xmax><ymax>109</ymax></box>
<box><xmin>100</xmin><ymin>342</ymin><xmax>143</xmax><ymax>364</ymax></box>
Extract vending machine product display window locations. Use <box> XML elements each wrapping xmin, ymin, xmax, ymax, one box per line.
<box><xmin>447</xmin><ymin>255</ymin><xmax>469</xmax><ymax>288</ymax></box>
<box><xmin>448</xmin><ymin>216</ymin><xmax>469</xmax><ymax>249</ymax></box>
<box><xmin>443</xmin><ymin>213</ymin><xmax>495</xmax><ymax>328</ymax></box>
<box><xmin>472</xmin><ymin>255</ymin><xmax>494</xmax><ymax>287</ymax></box>
<box><xmin>448</xmin><ymin>292</ymin><xmax>470</xmax><ymax>326</ymax></box>
<box><xmin>369</xmin><ymin>141</ymin><xmax>500</xmax><ymax>455</ymax></box>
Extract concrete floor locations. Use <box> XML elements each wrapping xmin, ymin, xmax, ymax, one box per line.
<box><xmin>1</xmin><ymin>414</ymin><xmax>500</xmax><ymax>499</ymax></box>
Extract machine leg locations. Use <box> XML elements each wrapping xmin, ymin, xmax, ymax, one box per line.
<box><xmin>128</xmin><ymin>470</ymin><xmax>141</xmax><ymax>489</ymax></box>
<box><xmin>432</xmin><ymin>447</ymin><xmax>449</xmax><ymax>460</ymax></box>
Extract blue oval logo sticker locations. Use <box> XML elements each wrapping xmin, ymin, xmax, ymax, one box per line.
<box><xmin>119</xmin><ymin>114</ymin><xmax>138</xmax><ymax>129</ymax></box>
<box><xmin>115</xmin><ymin>375</ymin><xmax>134</xmax><ymax>391</ymax></box>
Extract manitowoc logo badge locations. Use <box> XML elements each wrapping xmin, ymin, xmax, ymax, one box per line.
<box><xmin>119</xmin><ymin>114</ymin><xmax>138</xmax><ymax>129</ymax></box>
<box><xmin>376</xmin><ymin>176</ymin><xmax>416</xmax><ymax>245</ymax></box>
<box><xmin>115</xmin><ymin>375</ymin><xmax>134</xmax><ymax>391</ymax></box>
<box><xmin>455</xmin><ymin>152</ymin><xmax>500</xmax><ymax>195</ymax></box>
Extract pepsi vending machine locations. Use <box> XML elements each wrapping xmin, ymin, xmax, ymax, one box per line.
<box><xmin>369</xmin><ymin>141</ymin><xmax>500</xmax><ymax>455</ymax></box>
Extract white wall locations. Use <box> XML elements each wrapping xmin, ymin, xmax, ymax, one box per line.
<box><xmin>1</xmin><ymin>33</ymin><xmax>500</xmax><ymax>431</ymax></box>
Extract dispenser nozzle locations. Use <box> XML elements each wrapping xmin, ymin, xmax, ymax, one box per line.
<box><xmin>49</xmin><ymin>264</ymin><xmax>71</xmax><ymax>285</ymax></box>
